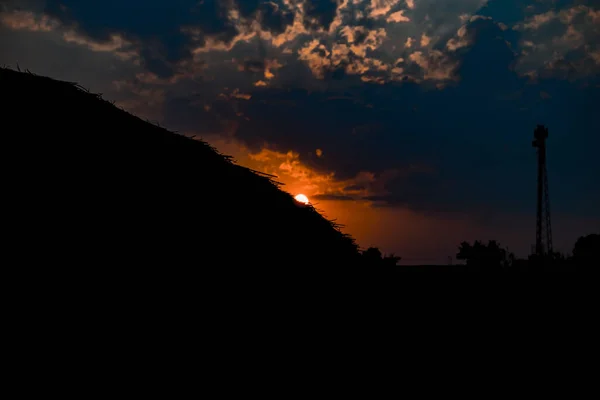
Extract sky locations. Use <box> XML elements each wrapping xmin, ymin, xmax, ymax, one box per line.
<box><xmin>2</xmin><ymin>0</ymin><xmax>599</xmax><ymax>263</ymax></box>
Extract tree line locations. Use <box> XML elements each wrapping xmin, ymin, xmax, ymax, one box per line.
<box><xmin>361</xmin><ymin>233</ymin><xmax>599</xmax><ymax>268</ymax></box>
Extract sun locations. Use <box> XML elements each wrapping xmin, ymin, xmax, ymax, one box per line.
<box><xmin>294</xmin><ymin>194</ymin><xmax>310</xmax><ymax>204</ymax></box>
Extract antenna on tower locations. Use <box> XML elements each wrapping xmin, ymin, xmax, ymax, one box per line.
<box><xmin>532</xmin><ymin>125</ymin><xmax>553</xmax><ymax>257</ymax></box>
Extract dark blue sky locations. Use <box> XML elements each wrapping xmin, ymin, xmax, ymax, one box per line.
<box><xmin>1</xmin><ymin>0</ymin><xmax>598</xmax><ymax>261</ymax></box>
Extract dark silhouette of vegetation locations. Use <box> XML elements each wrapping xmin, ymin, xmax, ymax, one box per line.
<box><xmin>361</xmin><ymin>247</ymin><xmax>401</xmax><ymax>266</ymax></box>
<box><xmin>450</xmin><ymin>234</ymin><xmax>598</xmax><ymax>271</ymax></box>
<box><xmin>572</xmin><ymin>234</ymin><xmax>600</xmax><ymax>266</ymax></box>
<box><xmin>457</xmin><ymin>240</ymin><xmax>511</xmax><ymax>269</ymax></box>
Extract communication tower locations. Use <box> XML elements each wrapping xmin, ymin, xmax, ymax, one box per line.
<box><xmin>532</xmin><ymin>125</ymin><xmax>553</xmax><ymax>256</ymax></box>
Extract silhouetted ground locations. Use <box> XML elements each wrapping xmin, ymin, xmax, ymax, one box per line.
<box><xmin>396</xmin><ymin>265</ymin><xmax>471</xmax><ymax>271</ymax></box>
<box><xmin>1</xmin><ymin>67</ymin><xmax>362</xmax><ymax>267</ymax></box>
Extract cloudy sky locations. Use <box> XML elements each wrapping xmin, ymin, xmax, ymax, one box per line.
<box><xmin>2</xmin><ymin>0</ymin><xmax>599</xmax><ymax>263</ymax></box>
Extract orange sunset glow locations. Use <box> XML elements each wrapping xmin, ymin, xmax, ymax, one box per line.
<box><xmin>201</xmin><ymin>134</ymin><xmax>593</xmax><ymax>264</ymax></box>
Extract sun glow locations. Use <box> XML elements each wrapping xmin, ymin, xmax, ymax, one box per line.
<box><xmin>294</xmin><ymin>194</ymin><xmax>310</xmax><ymax>204</ymax></box>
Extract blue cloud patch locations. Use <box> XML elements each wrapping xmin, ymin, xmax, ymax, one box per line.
<box><xmin>43</xmin><ymin>0</ymin><xmax>236</xmax><ymax>77</ymax></box>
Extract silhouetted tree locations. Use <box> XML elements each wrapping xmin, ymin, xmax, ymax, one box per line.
<box><xmin>361</xmin><ymin>247</ymin><xmax>401</xmax><ymax>266</ymax></box>
<box><xmin>550</xmin><ymin>252</ymin><xmax>567</xmax><ymax>264</ymax></box>
<box><xmin>456</xmin><ymin>240</ymin><xmax>512</xmax><ymax>268</ymax></box>
<box><xmin>571</xmin><ymin>234</ymin><xmax>600</xmax><ymax>268</ymax></box>
<box><xmin>362</xmin><ymin>247</ymin><xmax>382</xmax><ymax>262</ymax></box>
<box><xmin>382</xmin><ymin>254</ymin><xmax>402</xmax><ymax>266</ymax></box>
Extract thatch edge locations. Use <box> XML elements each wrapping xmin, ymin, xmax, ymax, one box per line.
<box><xmin>1</xmin><ymin>66</ymin><xmax>358</xmax><ymax>250</ymax></box>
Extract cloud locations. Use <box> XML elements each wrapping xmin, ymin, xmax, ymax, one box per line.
<box><xmin>1</xmin><ymin>0</ymin><xmax>513</xmax><ymax>87</ymax></box>
<box><xmin>520</xmin><ymin>10</ymin><xmax>556</xmax><ymax>30</ymax></box>
<box><xmin>302</xmin><ymin>0</ymin><xmax>340</xmax><ymax>31</ymax></box>
<box><xmin>0</xmin><ymin>8</ymin><xmax>139</xmax><ymax>61</ymax></box>
<box><xmin>313</xmin><ymin>193</ymin><xmax>356</xmax><ymax>201</ymax></box>
<box><xmin>0</xmin><ymin>9</ymin><xmax>57</xmax><ymax>31</ymax></box>
<box><xmin>387</xmin><ymin>10</ymin><xmax>410</xmax><ymax>23</ymax></box>
<box><xmin>235</xmin><ymin>0</ymin><xmax>294</xmax><ymax>34</ymax></box>
<box><xmin>238</xmin><ymin>58</ymin><xmax>284</xmax><ymax>80</ymax></box>
<box><xmin>368</xmin><ymin>0</ymin><xmax>400</xmax><ymax>19</ymax></box>
<box><xmin>229</xmin><ymin>88</ymin><xmax>253</xmax><ymax>100</ymax></box>
<box><xmin>446</xmin><ymin>24</ymin><xmax>469</xmax><ymax>51</ymax></box>
<box><xmin>61</xmin><ymin>31</ymin><xmax>138</xmax><ymax>60</ymax></box>
<box><xmin>37</xmin><ymin>0</ymin><xmax>239</xmax><ymax>77</ymax></box>
<box><xmin>514</xmin><ymin>4</ymin><xmax>600</xmax><ymax>78</ymax></box>
<box><xmin>247</xmin><ymin>147</ymin><xmax>341</xmax><ymax>196</ymax></box>
<box><xmin>344</xmin><ymin>25</ymin><xmax>387</xmax><ymax>57</ymax></box>
<box><xmin>407</xmin><ymin>50</ymin><xmax>457</xmax><ymax>81</ymax></box>
<box><xmin>298</xmin><ymin>38</ymin><xmax>333</xmax><ymax>78</ymax></box>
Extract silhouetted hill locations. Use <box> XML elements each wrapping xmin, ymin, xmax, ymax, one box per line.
<box><xmin>1</xmin><ymin>67</ymin><xmax>361</xmax><ymax>267</ymax></box>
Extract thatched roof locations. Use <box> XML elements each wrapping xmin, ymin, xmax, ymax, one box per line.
<box><xmin>1</xmin><ymin>67</ymin><xmax>360</xmax><ymax>267</ymax></box>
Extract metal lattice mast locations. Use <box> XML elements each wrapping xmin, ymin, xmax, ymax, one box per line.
<box><xmin>544</xmin><ymin>162</ymin><xmax>553</xmax><ymax>254</ymax></box>
<box><xmin>532</xmin><ymin>125</ymin><xmax>553</xmax><ymax>256</ymax></box>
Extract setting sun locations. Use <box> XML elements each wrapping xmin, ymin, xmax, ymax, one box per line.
<box><xmin>294</xmin><ymin>194</ymin><xmax>309</xmax><ymax>204</ymax></box>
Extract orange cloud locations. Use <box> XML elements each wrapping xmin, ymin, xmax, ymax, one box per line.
<box><xmin>0</xmin><ymin>10</ymin><xmax>138</xmax><ymax>61</ymax></box>
<box><xmin>408</xmin><ymin>50</ymin><xmax>458</xmax><ymax>82</ymax></box>
<box><xmin>369</xmin><ymin>0</ymin><xmax>400</xmax><ymax>19</ymax></box>
<box><xmin>0</xmin><ymin>10</ymin><xmax>58</xmax><ymax>31</ymax></box>
<box><xmin>62</xmin><ymin>31</ymin><xmax>138</xmax><ymax>61</ymax></box>
<box><xmin>231</xmin><ymin>88</ymin><xmax>252</xmax><ymax>100</ymax></box>
<box><xmin>446</xmin><ymin>25</ymin><xmax>469</xmax><ymax>51</ymax></box>
<box><xmin>387</xmin><ymin>10</ymin><xmax>410</xmax><ymax>23</ymax></box>
<box><xmin>248</xmin><ymin>148</ymin><xmax>336</xmax><ymax>196</ymax></box>
<box><xmin>264</xmin><ymin>59</ymin><xmax>284</xmax><ymax>80</ymax></box>
<box><xmin>298</xmin><ymin>39</ymin><xmax>332</xmax><ymax>79</ymax></box>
